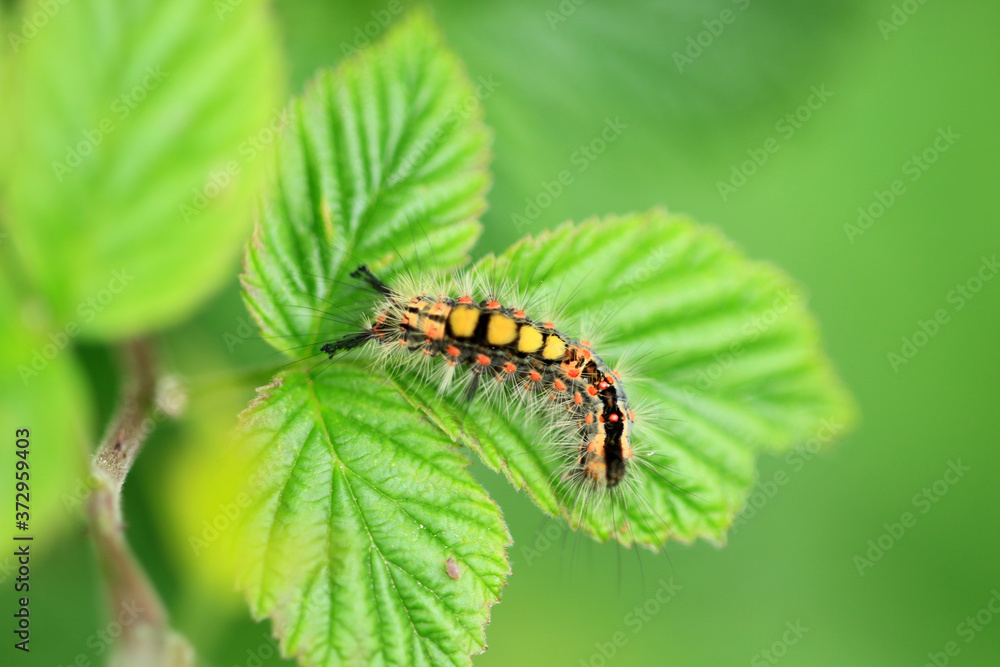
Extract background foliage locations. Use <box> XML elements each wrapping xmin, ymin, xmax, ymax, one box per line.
<box><xmin>1</xmin><ymin>0</ymin><xmax>998</xmax><ymax>665</ymax></box>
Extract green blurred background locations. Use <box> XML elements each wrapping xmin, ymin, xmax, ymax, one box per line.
<box><xmin>3</xmin><ymin>0</ymin><xmax>999</xmax><ymax>665</ymax></box>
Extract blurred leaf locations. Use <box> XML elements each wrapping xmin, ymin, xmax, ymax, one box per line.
<box><xmin>0</xmin><ymin>0</ymin><xmax>285</xmax><ymax>339</ymax></box>
<box><xmin>461</xmin><ymin>210</ymin><xmax>858</xmax><ymax>545</ymax></box>
<box><xmin>157</xmin><ymin>343</ymin><xmax>273</xmax><ymax>597</ymax></box>
<box><xmin>242</xmin><ymin>9</ymin><xmax>489</xmax><ymax>356</ymax></box>
<box><xmin>235</xmin><ymin>365</ymin><xmax>510</xmax><ymax>665</ymax></box>
<box><xmin>0</xmin><ymin>269</ymin><xmax>90</xmax><ymax>546</ymax></box>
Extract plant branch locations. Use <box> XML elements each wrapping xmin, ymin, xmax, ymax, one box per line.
<box><xmin>86</xmin><ymin>338</ymin><xmax>192</xmax><ymax>667</ymax></box>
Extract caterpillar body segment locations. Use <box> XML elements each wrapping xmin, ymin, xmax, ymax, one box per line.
<box><xmin>322</xmin><ymin>265</ymin><xmax>637</xmax><ymax>490</ymax></box>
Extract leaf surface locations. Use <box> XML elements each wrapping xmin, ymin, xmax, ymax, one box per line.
<box><xmin>236</xmin><ymin>365</ymin><xmax>509</xmax><ymax>666</ymax></box>
<box><xmin>242</xmin><ymin>10</ymin><xmax>489</xmax><ymax>356</ymax></box>
<box><xmin>458</xmin><ymin>210</ymin><xmax>857</xmax><ymax>545</ymax></box>
<box><xmin>234</xmin><ymin>12</ymin><xmax>506</xmax><ymax>666</ymax></box>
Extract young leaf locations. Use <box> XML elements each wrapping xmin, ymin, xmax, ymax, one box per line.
<box><xmin>234</xmin><ymin>12</ymin><xmax>504</xmax><ymax>666</ymax></box>
<box><xmin>235</xmin><ymin>365</ymin><xmax>510</xmax><ymax>665</ymax></box>
<box><xmin>1</xmin><ymin>0</ymin><xmax>284</xmax><ymax>338</ymax></box>
<box><xmin>242</xmin><ymin>9</ymin><xmax>490</xmax><ymax>356</ymax></box>
<box><xmin>454</xmin><ymin>210</ymin><xmax>857</xmax><ymax>546</ymax></box>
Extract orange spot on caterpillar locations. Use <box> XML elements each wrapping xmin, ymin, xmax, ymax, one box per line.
<box><xmin>628</xmin><ymin>409</ymin><xmax>635</xmax><ymax>421</ymax></box>
<box><xmin>458</xmin><ymin>295</ymin><xmax>474</xmax><ymax>304</ymax></box>
<box><xmin>580</xmin><ymin>349</ymin><xmax>592</xmax><ymax>360</ymax></box>
<box><xmin>566</xmin><ymin>367</ymin><xmax>581</xmax><ymax>379</ymax></box>
<box><xmin>476</xmin><ymin>354</ymin><xmax>491</xmax><ymax>366</ymax></box>
<box><xmin>446</xmin><ymin>345</ymin><xmax>460</xmax><ymax>357</ymax></box>
<box><xmin>587</xmin><ymin>386</ymin><xmax>598</xmax><ymax>396</ymax></box>
<box><xmin>579</xmin><ymin>339</ymin><xmax>592</xmax><ymax>347</ymax></box>
<box><xmin>573</xmin><ymin>392</ymin><xmax>583</xmax><ymax>405</ymax></box>
<box><xmin>554</xmin><ymin>379</ymin><xmax>566</xmax><ymax>391</ymax></box>
<box><xmin>424</xmin><ymin>324</ymin><xmax>444</xmax><ymax>340</ymax></box>
<box><xmin>486</xmin><ymin>300</ymin><xmax>500</xmax><ymax>309</ymax></box>
<box><xmin>503</xmin><ymin>362</ymin><xmax>516</xmax><ymax>373</ymax></box>
<box><xmin>529</xmin><ymin>370</ymin><xmax>542</xmax><ymax>382</ymax></box>
<box><xmin>587</xmin><ymin>440</ymin><xmax>597</xmax><ymax>453</ymax></box>
<box><xmin>598</xmin><ymin>415</ymin><xmax>604</xmax><ymax>423</ymax></box>
<box><xmin>543</xmin><ymin>321</ymin><xmax>555</xmax><ymax>329</ymax></box>
<box><xmin>622</xmin><ymin>443</ymin><xmax>633</xmax><ymax>459</ymax></box>
<box><xmin>598</xmin><ymin>380</ymin><xmax>609</xmax><ymax>390</ymax></box>
<box><xmin>609</xmin><ymin>413</ymin><xmax>619</xmax><ymax>422</ymax></box>
<box><xmin>584</xmin><ymin>413</ymin><xmax>594</xmax><ymax>425</ymax></box>
<box><xmin>613</xmin><ymin>370</ymin><xmax>621</xmax><ymax>380</ymax></box>
<box><xmin>514</xmin><ymin>310</ymin><xmax>526</xmax><ymax>318</ymax></box>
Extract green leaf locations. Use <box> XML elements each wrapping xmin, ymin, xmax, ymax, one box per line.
<box><xmin>256</xmin><ymin>209</ymin><xmax>856</xmax><ymax>550</ymax></box>
<box><xmin>241</xmin><ymin>9</ymin><xmax>489</xmax><ymax>356</ymax></box>
<box><xmin>1</xmin><ymin>0</ymin><xmax>284</xmax><ymax>339</ymax></box>
<box><xmin>455</xmin><ymin>210</ymin><xmax>857</xmax><ymax>546</ymax></box>
<box><xmin>234</xmin><ymin>12</ymin><xmax>505</xmax><ymax>665</ymax></box>
<box><xmin>235</xmin><ymin>365</ymin><xmax>510</xmax><ymax>666</ymax></box>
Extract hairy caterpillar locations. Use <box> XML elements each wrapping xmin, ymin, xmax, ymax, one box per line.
<box><xmin>319</xmin><ymin>264</ymin><xmax>644</xmax><ymax>493</ymax></box>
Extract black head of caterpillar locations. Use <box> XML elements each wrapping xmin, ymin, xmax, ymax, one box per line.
<box><xmin>321</xmin><ymin>264</ymin><xmax>638</xmax><ymax>490</ymax></box>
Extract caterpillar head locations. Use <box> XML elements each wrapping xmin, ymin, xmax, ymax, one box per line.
<box><xmin>581</xmin><ymin>401</ymin><xmax>634</xmax><ymax>489</ymax></box>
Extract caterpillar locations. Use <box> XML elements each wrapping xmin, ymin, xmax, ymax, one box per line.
<box><xmin>319</xmin><ymin>264</ymin><xmax>641</xmax><ymax>492</ymax></box>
